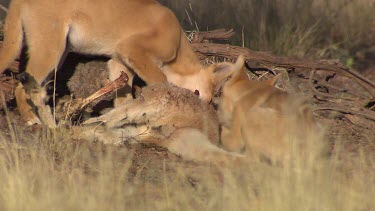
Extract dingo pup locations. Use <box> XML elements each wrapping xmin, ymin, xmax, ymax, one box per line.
<box><xmin>75</xmin><ymin>83</ymin><xmax>243</xmax><ymax>163</ymax></box>
<box><xmin>218</xmin><ymin>55</ymin><xmax>320</xmax><ymax>163</ymax></box>
<box><xmin>0</xmin><ymin>0</ymin><xmax>228</xmax><ymax>125</ymax></box>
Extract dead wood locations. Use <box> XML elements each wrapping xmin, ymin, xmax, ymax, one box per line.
<box><xmin>314</xmin><ymin>106</ymin><xmax>375</xmax><ymax>122</ymax></box>
<box><xmin>308</xmin><ymin>69</ymin><xmax>359</xmax><ymax>101</ymax></box>
<box><xmin>190</xmin><ymin>29</ymin><xmax>235</xmax><ymax>43</ymax></box>
<box><xmin>191</xmin><ymin>42</ymin><xmax>375</xmax><ymax>98</ymax></box>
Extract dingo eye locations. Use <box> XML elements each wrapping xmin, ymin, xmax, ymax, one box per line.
<box><xmin>194</xmin><ymin>90</ymin><xmax>200</xmax><ymax>96</ymax></box>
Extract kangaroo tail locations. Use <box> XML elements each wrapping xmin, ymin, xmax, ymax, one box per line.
<box><xmin>0</xmin><ymin>0</ymin><xmax>23</xmax><ymax>74</ymax></box>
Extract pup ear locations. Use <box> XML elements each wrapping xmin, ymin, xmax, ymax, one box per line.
<box><xmin>210</xmin><ymin>54</ymin><xmax>246</xmax><ymax>86</ymax></box>
<box><xmin>210</xmin><ymin>62</ymin><xmax>234</xmax><ymax>86</ymax></box>
<box><xmin>226</xmin><ymin>54</ymin><xmax>246</xmax><ymax>84</ymax></box>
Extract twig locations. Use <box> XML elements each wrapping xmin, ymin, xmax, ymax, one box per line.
<box><xmin>345</xmin><ymin>68</ymin><xmax>375</xmax><ymax>88</ymax></box>
<box><xmin>192</xmin><ymin>42</ymin><xmax>375</xmax><ymax>98</ymax></box>
<box><xmin>308</xmin><ymin>69</ymin><xmax>358</xmax><ymax>101</ymax></box>
<box><xmin>0</xmin><ymin>4</ymin><xmax>7</xmax><ymax>13</ymax></box>
<box><xmin>312</xmin><ymin>79</ymin><xmax>363</xmax><ymax>99</ymax></box>
<box><xmin>244</xmin><ymin>61</ymin><xmax>276</xmax><ymax>76</ymax></box>
<box><xmin>314</xmin><ymin>106</ymin><xmax>375</xmax><ymax>121</ymax></box>
<box><xmin>190</xmin><ymin>28</ymin><xmax>235</xmax><ymax>43</ymax></box>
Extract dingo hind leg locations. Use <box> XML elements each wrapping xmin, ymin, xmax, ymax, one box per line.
<box><xmin>115</xmin><ymin>23</ymin><xmax>180</xmax><ymax>85</ymax></box>
<box><xmin>16</xmin><ymin>17</ymin><xmax>69</xmax><ymax>124</ymax></box>
<box><xmin>114</xmin><ymin>8</ymin><xmax>181</xmax><ymax>85</ymax></box>
<box><xmin>115</xmin><ymin>35</ymin><xmax>168</xmax><ymax>85</ymax></box>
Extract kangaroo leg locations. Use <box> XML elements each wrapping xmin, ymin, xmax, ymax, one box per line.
<box><xmin>107</xmin><ymin>59</ymin><xmax>134</xmax><ymax>106</ymax></box>
<box><xmin>17</xmin><ymin>18</ymin><xmax>69</xmax><ymax>125</ymax></box>
<box><xmin>167</xmin><ymin>128</ymin><xmax>244</xmax><ymax>164</ymax></box>
<box><xmin>83</xmin><ymin>97</ymin><xmax>161</xmax><ymax>128</ymax></box>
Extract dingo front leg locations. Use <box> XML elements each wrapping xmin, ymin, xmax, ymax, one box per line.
<box><xmin>17</xmin><ymin>17</ymin><xmax>69</xmax><ymax>125</ymax></box>
<box><xmin>15</xmin><ymin>83</ymin><xmax>41</xmax><ymax>125</ymax></box>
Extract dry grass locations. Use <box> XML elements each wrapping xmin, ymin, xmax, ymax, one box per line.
<box><xmin>0</xmin><ymin>118</ymin><xmax>374</xmax><ymax>210</ymax></box>
<box><xmin>161</xmin><ymin>0</ymin><xmax>375</xmax><ymax>62</ymax></box>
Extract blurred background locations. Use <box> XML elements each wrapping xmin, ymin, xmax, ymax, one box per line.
<box><xmin>0</xmin><ymin>0</ymin><xmax>8</xmax><ymax>19</ymax></box>
<box><xmin>1</xmin><ymin>0</ymin><xmax>374</xmax><ymax>69</ymax></box>
<box><xmin>158</xmin><ymin>0</ymin><xmax>375</xmax><ymax>69</ymax></box>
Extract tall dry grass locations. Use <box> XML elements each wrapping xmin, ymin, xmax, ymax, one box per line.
<box><xmin>160</xmin><ymin>0</ymin><xmax>375</xmax><ymax>62</ymax></box>
<box><xmin>0</xmin><ymin>0</ymin><xmax>374</xmax><ymax>63</ymax></box>
<box><xmin>0</xmin><ymin>120</ymin><xmax>374</xmax><ymax>210</ymax></box>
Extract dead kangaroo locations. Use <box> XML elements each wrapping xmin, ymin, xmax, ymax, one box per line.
<box><xmin>218</xmin><ymin>55</ymin><xmax>321</xmax><ymax>163</ymax></box>
<box><xmin>75</xmin><ymin>83</ymin><xmax>243</xmax><ymax>163</ymax></box>
<box><xmin>0</xmin><ymin>0</ymin><xmax>229</xmax><ymax>125</ymax></box>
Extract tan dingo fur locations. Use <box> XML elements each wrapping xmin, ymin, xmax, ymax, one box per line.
<box><xmin>75</xmin><ymin>83</ymin><xmax>243</xmax><ymax>163</ymax></box>
<box><xmin>218</xmin><ymin>55</ymin><xmax>320</xmax><ymax>163</ymax></box>
<box><xmin>0</xmin><ymin>0</ymin><xmax>227</xmax><ymax>125</ymax></box>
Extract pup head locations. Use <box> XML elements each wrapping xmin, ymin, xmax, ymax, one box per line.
<box><xmin>183</xmin><ymin>55</ymin><xmax>245</xmax><ymax>103</ymax></box>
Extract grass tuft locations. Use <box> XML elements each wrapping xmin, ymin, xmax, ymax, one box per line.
<box><xmin>0</xmin><ymin>121</ymin><xmax>373</xmax><ymax>210</ymax></box>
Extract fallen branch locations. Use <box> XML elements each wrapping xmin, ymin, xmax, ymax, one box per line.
<box><xmin>192</xmin><ymin>42</ymin><xmax>375</xmax><ymax>98</ymax></box>
<box><xmin>190</xmin><ymin>28</ymin><xmax>235</xmax><ymax>43</ymax></box>
<box><xmin>314</xmin><ymin>106</ymin><xmax>375</xmax><ymax>121</ymax></box>
<box><xmin>308</xmin><ymin>78</ymin><xmax>364</xmax><ymax>99</ymax></box>
<box><xmin>308</xmin><ymin>69</ymin><xmax>359</xmax><ymax>101</ymax></box>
